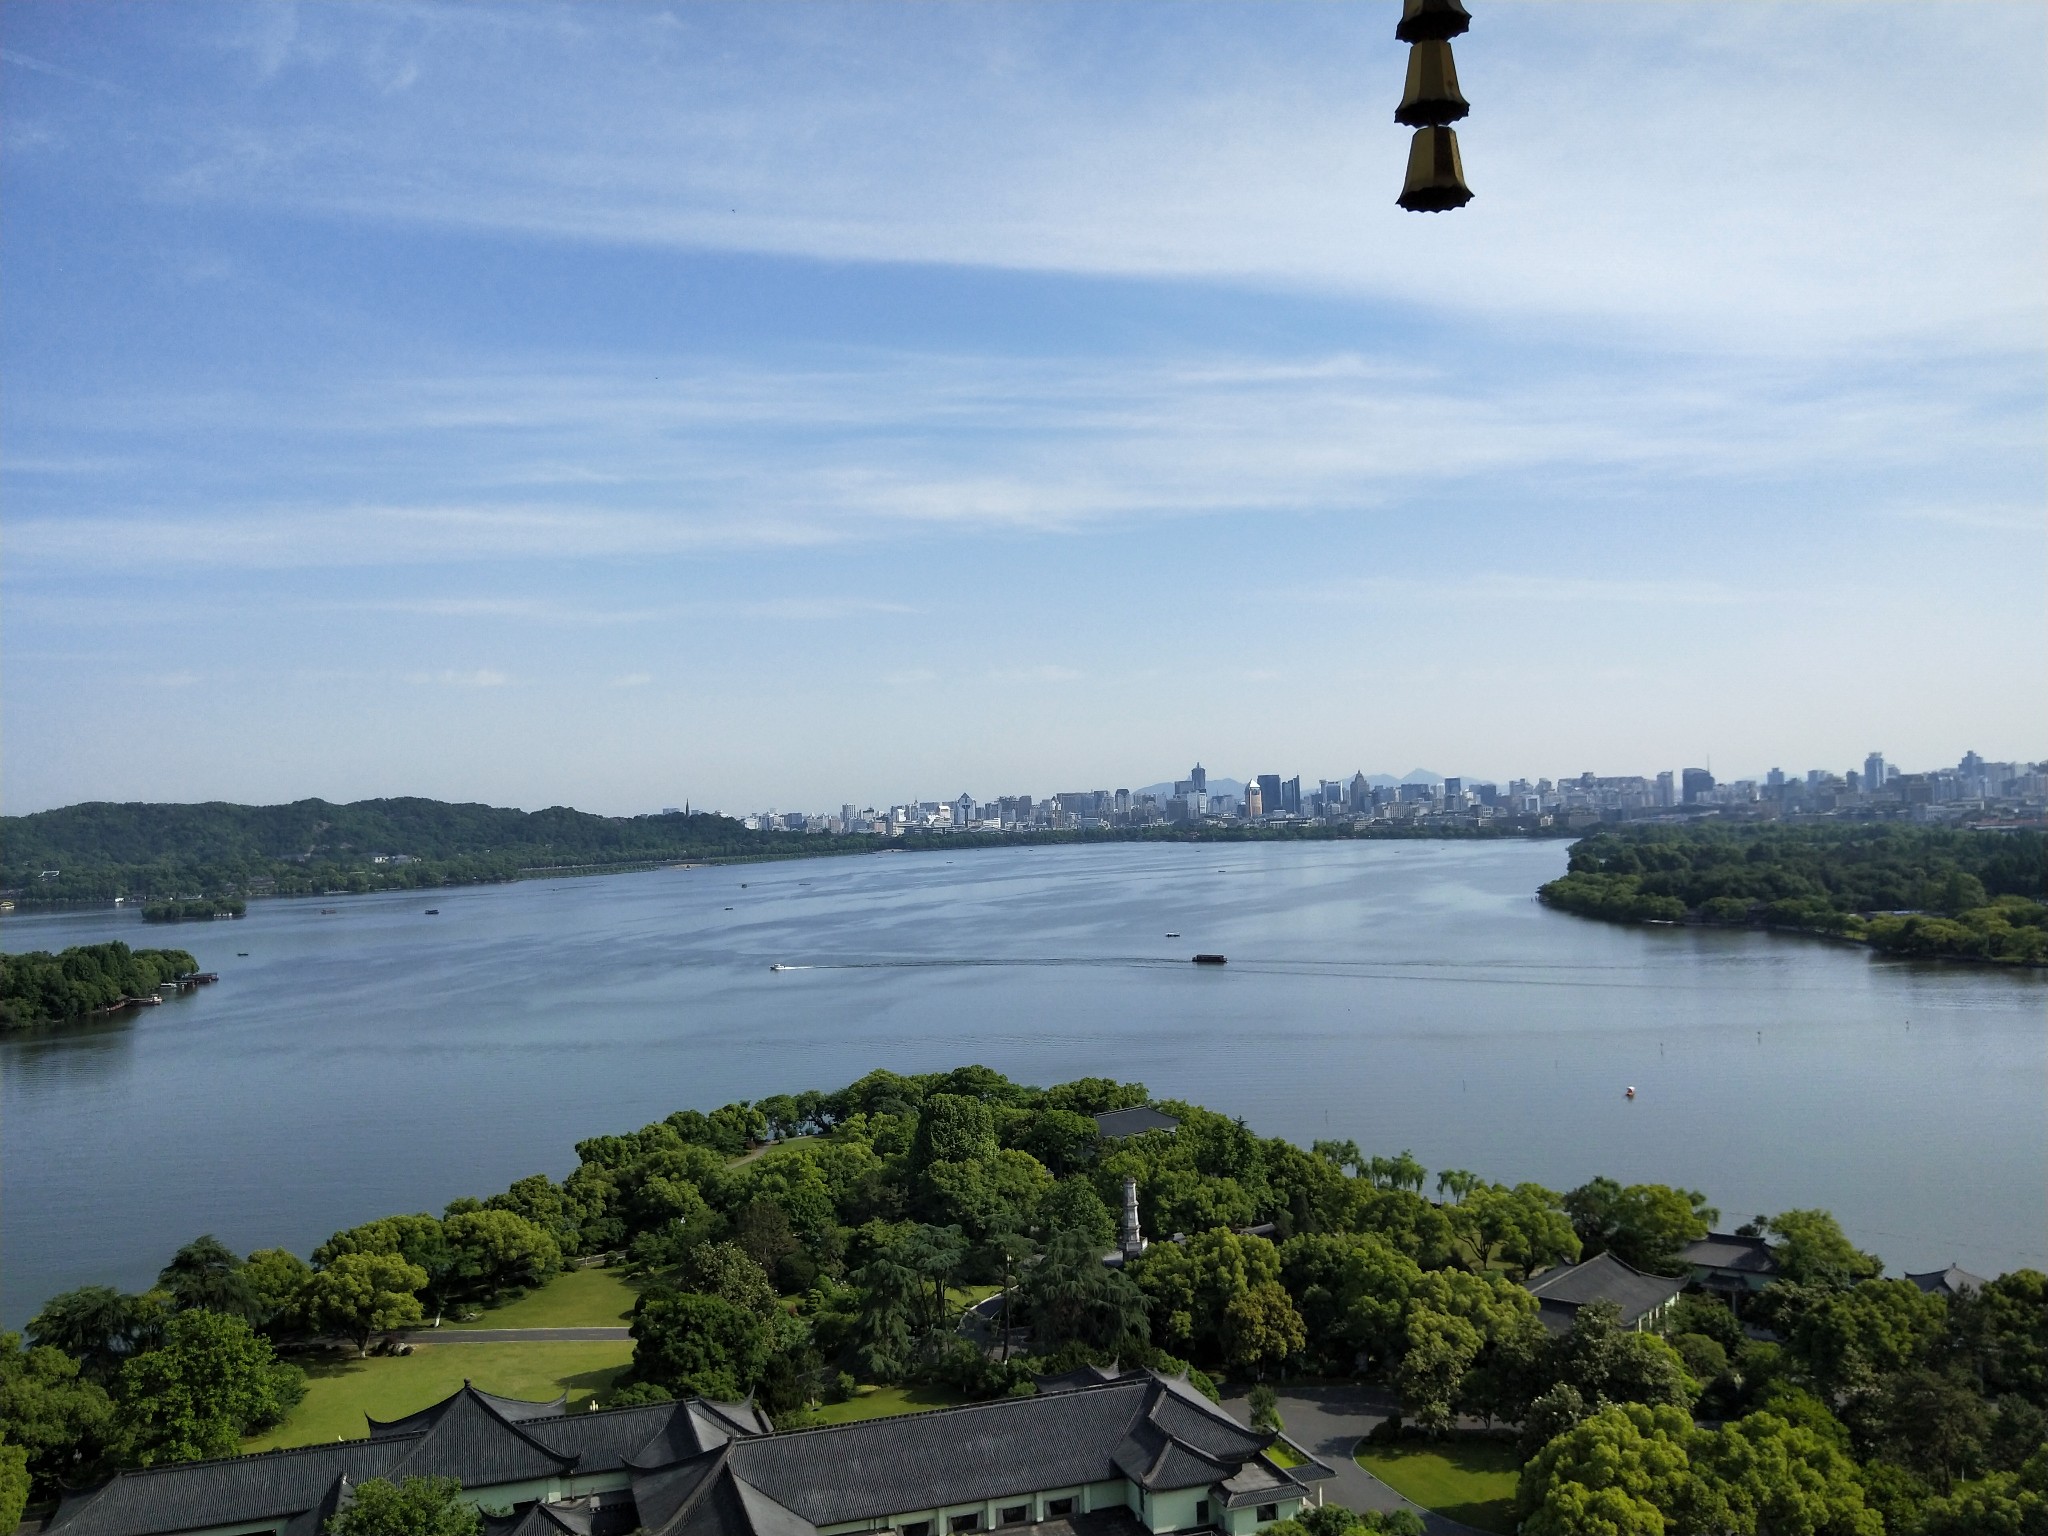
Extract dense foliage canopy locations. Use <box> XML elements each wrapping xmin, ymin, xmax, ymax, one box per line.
<box><xmin>1541</xmin><ymin>824</ymin><xmax>2047</xmax><ymax>964</ymax></box>
<box><xmin>0</xmin><ymin>942</ymin><xmax>199</xmax><ymax>1030</ymax></box>
<box><xmin>16</xmin><ymin>1065</ymin><xmax>2045</xmax><ymax>1535</ymax></box>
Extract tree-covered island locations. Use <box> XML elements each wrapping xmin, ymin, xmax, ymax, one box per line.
<box><xmin>1540</xmin><ymin>823</ymin><xmax>2048</xmax><ymax>965</ymax></box>
<box><xmin>7</xmin><ymin>1065</ymin><xmax>2044</xmax><ymax>1533</ymax></box>
<box><xmin>0</xmin><ymin>941</ymin><xmax>202</xmax><ymax>1031</ymax></box>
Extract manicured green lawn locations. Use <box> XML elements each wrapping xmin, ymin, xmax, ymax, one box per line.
<box><xmin>438</xmin><ymin>1266</ymin><xmax>641</xmax><ymax>1330</ymax></box>
<box><xmin>1265</xmin><ymin>1440</ymin><xmax>1305</xmax><ymax>1469</ymax></box>
<box><xmin>1358</xmin><ymin>1437</ymin><xmax>1522</xmax><ymax>1535</ymax></box>
<box><xmin>247</xmin><ymin>1340</ymin><xmax>634</xmax><ymax>1450</ymax></box>
<box><xmin>811</xmin><ymin>1384</ymin><xmax>971</xmax><ymax>1424</ymax></box>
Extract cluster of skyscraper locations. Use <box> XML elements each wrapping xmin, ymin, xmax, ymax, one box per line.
<box><xmin>732</xmin><ymin>749</ymin><xmax>2044</xmax><ymax>836</ymax></box>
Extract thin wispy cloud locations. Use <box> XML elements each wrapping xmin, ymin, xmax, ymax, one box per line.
<box><xmin>60</xmin><ymin>4</ymin><xmax>2037</xmax><ymax>355</ymax></box>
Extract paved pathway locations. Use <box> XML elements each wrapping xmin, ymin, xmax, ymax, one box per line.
<box><xmin>400</xmin><ymin>1326</ymin><xmax>632</xmax><ymax>1343</ymax></box>
<box><xmin>1220</xmin><ymin>1384</ymin><xmax>1495</xmax><ymax>1536</ymax></box>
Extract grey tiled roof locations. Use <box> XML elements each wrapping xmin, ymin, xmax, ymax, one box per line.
<box><xmin>1524</xmin><ymin>1251</ymin><xmax>1685</xmax><ymax>1328</ymax></box>
<box><xmin>1092</xmin><ymin>1108</ymin><xmax>1180</xmax><ymax>1139</ymax></box>
<box><xmin>46</xmin><ymin>1437</ymin><xmax>413</xmax><ymax>1536</ymax></box>
<box><xmin>1680</xmin><ymin>1234</ymin><xmax>1780</xmax><ymax>1275</ymax></box>
<box><xmin>48</xmin><ymin>1371</ymin><xmax>1292</xmax><ymax>1536</ymax></box>
<box><xmin>1908</xmin><ymin>1265</ymin><xmax>1988</xmax><ymax>1297</ymax></box>
<box><xmin>712</xmin><ymin>1375</ymin><xmax>1270</xmax><ymax>1525</ymax></box>
<box><xmin>372</xmin><ymin>1381</ymin><xmax>569</xmax><ymax>1436</ymax></box>
<box><xmin>382</xmin><ymin>1383</ymin><xmax>578</xmax><ymax>1486</ymax></box>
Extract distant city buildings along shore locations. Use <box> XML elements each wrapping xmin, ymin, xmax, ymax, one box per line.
<box><xmin>720</xmin><ymin>751</ymin><xmax>2047</xmax><ymax>837</ymax></box>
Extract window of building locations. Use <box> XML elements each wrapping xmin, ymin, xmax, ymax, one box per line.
<box><xmin>903</xmin><ymin>1523</ymin><xmax>932</xmax><ymax>1536</ymax></box>
<box><xmin>1195</xmin><ymin>1502</ymin><xmax>1211</xmax><ymax>1526</ymax></box>
<box><xmin>1046</xmin><ymin>1500</ymin><xmax>1076</xmax><ymax>1519</ymax></box>
<box><xmin>951</xmin><ymin>1515</ymin><xmax>984</xmax><ymax>1533</ymax></box>
<box><xmin>1256</xmin><ymin>1507</ymin><xmax>1279</xmax><ymax>1525</ymax></box>
<box><xmin>1000</xmin><ymin>1508</ymin><xmax>1030</xmax><ymax>1527</ymax></box>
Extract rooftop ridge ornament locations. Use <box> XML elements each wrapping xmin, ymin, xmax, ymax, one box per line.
<box><xmin>1396</xmin><ymin>1</ymin><xmax>1474</xmax><ymax>211</ymax></box>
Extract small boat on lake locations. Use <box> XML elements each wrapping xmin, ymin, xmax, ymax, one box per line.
<box><xmin>1165</xmin><ymin>932</ymin><xmax>1180</xmax><ymax>938</ymax></box>
<box><xmin>424</xmin><ymin>909</ymin><xmax>439</xmax><ymax>916</ymax></box>
<box><xmin>1192</xmin><ymin>954</ymin><xmax>1227</xmax><ymax>966</ymax></box>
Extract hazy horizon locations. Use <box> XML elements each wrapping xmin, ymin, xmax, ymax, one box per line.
<box><xmin>4</xmin><ymin>2</ymin><xmax>2042</xmax><ymax>816</ymax></box>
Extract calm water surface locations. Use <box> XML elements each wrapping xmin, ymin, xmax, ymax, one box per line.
<box><xmin>4</xmin><ymin>840</ymin><xmax>2042</xmax><ymax>1324</ymax></box>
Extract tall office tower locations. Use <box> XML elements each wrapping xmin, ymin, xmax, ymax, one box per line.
<box><xmin>1443</xmin><ymin>777</ymin><xmax>1463</xmax><ymax>805</ymax></box>
<box><xmin>1864</xmin><ymin>752</ymin><xmax>1888</xmax><ymax>788</ymax></box>
<box><xmin>842</xmin><ymin>804</ymin><xmax>859</xmax><ymax>827</ymax></box>
<box><xmin>1655</xmin><ymin>771</ymin><xmax>1675</xmax><ymax>807</ymax></box>
<box><xmin>1257</xmin><ymin>774</ymin><xmax>1282</xmax><ymax>815</ymax></box>
<box><xmin>1682</xmin><ymin>768</ymin><xmax>1715</xmax><ymax>804</ymax></box>
<box><xmin>1765</xmin><ymin>769</ymin><xmax>1784</xmax><ymax>793</ymax></box>
<box><xmin>1114</xmin><ymin>788</ymin><xmax>1131</xmax><ymax>817</ymax></box>
<box><xmin>1281</xmin><ymin>777</ymin><xmax>1302</xmax><ymax>815</ymax></box>
<box><xmin>1244</xmin><ymin>782</ymin><xmax>1264</xmax><ymax>817</ymax></box>
<box><xmin>1349</xmin><ymin>772</ymin><xmax>1371</xmax><ymax>811</ymax></box>
<box><xmin>1190</xmin><ymin>763</ymin><xmax>1207</xmax><ymax>794</ymax></box>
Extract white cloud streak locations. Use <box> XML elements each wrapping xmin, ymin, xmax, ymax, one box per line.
<box><xmin>92</xmin><ymin>3</ymin><xmax>2042</xmax><ymax>355</ymax></box>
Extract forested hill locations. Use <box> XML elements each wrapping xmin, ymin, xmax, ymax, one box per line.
<box><xmin>0</xmin><ymin>798</ymin><xmax>853</xmax><ymax>903</ymax></box>
<box><xmin>1540</xmin><ymin>822</ymin><xmax>2048</xmax><ymax>965</ymax></box>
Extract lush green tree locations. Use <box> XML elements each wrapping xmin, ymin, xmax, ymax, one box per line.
<box><xmin>1015</xmin><ymin>1110</ymin><xmax>1103</xmax><ymax>1178</ymax></box>
<box><xmin>157</xmin><ymin>1235</ymin><xmax>256</xmax><ymax>1317</ymax></box>
<box><xmin>1394</xmin><ymin>1307</ymin><xmax>1481</xmax><ymax>1434</ymax></box>
<box><xmin>1545</xmin><ymin>1301</ymin><xmax>1698</xmax><ymax>1414</ymax></box>
<box><xmin>1040</xmin><ymin>1077</ymin><xmax>1149</xmax><ymax>1116</ymax></box>
<box><xmin>1913</xmin><ymin>1448</ymin><xmax>2048</xmax><ymax>1536</ymax></box>
<box><xmin>1040</xmin><ymin>1177</ymin><xmax>1116</xmax><ymax>1249</ymax></box>
<box><xmin>241</xmin><ymin>1249</ymin><xmax>313</xmax><ymax>1332</ymax></box>
<box><xmin>0</xmin><ymin>1331</ymin><xmax>115</xmax><ymax>1497</ymax></box>
<box><xmin>1334</xmin><ymin>1187</ymin><xmax>1454</xmax><ymax>1270</ymax></box>
<box><xmin>677</xmin><ymin>1242</ymin><xmax>780</xmax><ymax>1318</ymax></box>
<box><xmin>1516</xmin><ymin>1402</ymin><xmax>1707</xmax><ymax>1536</ymax></box>
<box><xmin>1790</xmin><ymin>1278</ymin><xmax>1945</xmax><ymax>1407</ymax></box>
<box><xmin>1022</xmin><ymin>1231</ymin><xmax>1148</xmax><ymax>1357</ymax></box>
<box><xmin>324</xmin><ymin>1474</ymin><xmax>482</xmax><ymax>1536</ymax></box>
<box><xmin>441</xmin><ymin>1208</ymin><xmax>562</xmax><ymax>1300</ymax></box>
<box><xmin>1767</xmin><ymin>1210</ymin><xmax>1883</xmax><ymax>1289</ymax></box>
<box><xmin>1248</xmin><ymin>1382</ymin><xmax>1281</xmax><ymax>1432</ymax></box>
<box><xmin>629</xmin><ymin>1290</ymin><xmax>773</xmax><ymax>1401</ymax></box>
<box><xmin>301</xmin><ymin>1252</ymin><xmax>428</xmax><ymax>1355</ymax></box>
<box><xmin>483</xmin><ymin>1174</ymin><xmax>578</xmax><ymax>1252</ymax></box>
<box><xmin>1692</xmin><ymin>1410</ymin><xmax>1884</xmax><ymax>1536</ymax></box>
<box><xmin>1563</xmin><ymin>1178</ymin><xmax>1717</xmax><ymax>1274</ymax></box>
<box><xmin>1874</xmin><ymin>1367</ymin><xmax>1993</xmax><ymax>1490</ymax></box>
<box><xmin>1446</xmin><ymin>1182</ymin><xmax>1580</xmax><ymax>1277</ymax></box>
<box><xmin>1948</xmin><ymin>1269</ymin><xmax>2048</xmax><ymax>1407</ymax></box>
<box><xmin>0</xmin><ymin>1439</ymin><xmax>27</xmax><ymax>1534</ymax></box>
<box><xmin>313</xmin><ymin>1214</ymin><xmax>460</xmax><ymax>1316</ymax></box>
<box><xmin>1364</xmin><ymin>1151</ymin><xmax>1428</xmax><ymax>1193</ymax></box>
<box><xmin>913</xmin><ymin>1095</ymin><xmax>999</xmax><ymax>1168</ymax></box>
<box><xmin>1128</xmin><ymin>1228</ymin><xmax>1280</xmax><ymax>1361</ymax></box>
<box><xmin>1223</xmin><ymin>1281</ymin><xmax>1305</xmax><ymax>1378</ymax></box>
<box><xmin>26</xmin><ymin>1285</ymin><xmax>164</xmax><ymax>1383</ymax></box>
<box><xmin>115</xmin><ymin>1310</ymin><xmax>305</xmax><ymax>1465</ymax></box>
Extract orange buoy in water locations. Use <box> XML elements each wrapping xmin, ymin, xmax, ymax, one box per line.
<box><xmin>1625</xmin><ymin>1086</ymin><xmax>1636</xmax><ymax>1099</ymax></box>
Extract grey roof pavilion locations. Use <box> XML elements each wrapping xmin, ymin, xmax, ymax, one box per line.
<box><xmin>1908</xmin><ymin>1264</ymin><xmax>1989</xmax><ymax>1298</ymax></box>
<box><xmin>1093</xmin><ymin>1108</ymin><xmax>1180</xmax><ymax>1140</ymax></box>
<box><xmin>1522</xmin><ymin>1251</ymin><xmax>1686</xmax><ymax>1334</ymax></box>
<box><xmin>49</xmin><ymin>1369</ymin><xmax>1329</xmax><ymax>1536</ymax></box>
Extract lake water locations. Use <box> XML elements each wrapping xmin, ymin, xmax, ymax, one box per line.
<box><xmin>4</xmin><ymin>839</ymin><xmax>2043</xmax><ymax>1325</ymax></box>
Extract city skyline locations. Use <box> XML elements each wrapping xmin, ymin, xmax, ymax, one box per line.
<box><xmin>3</xmin><ymin>3</ymin><xmax>2042</xmax><ymax>817</ymax></box>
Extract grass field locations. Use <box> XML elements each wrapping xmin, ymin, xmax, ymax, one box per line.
<box><xmin>1357</xmin><ymin>1437</ymin><xmax>1522</xmax><ymax>1535</ymax></box>
<box><xmin>1265</xmin><ymin>1440</ymin><xmax>1305</xmax><ymax>1469</ymax></box>
<box><xmin>438</xmin><ymin>1267</ymin><xmax>641</xmax><ymax>1330</ymax></box>
<box><xmin>811</xmin><ymin>1384</ymin><xmax>972</xmax><ymax>1425</ymax></box>
<box><xmin>247</xmin><ymin>1340</ymin><xmax>634</xmax><ymax>1450</ymax></box>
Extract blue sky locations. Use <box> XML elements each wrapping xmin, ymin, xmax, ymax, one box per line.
<box><xmin>3</xmin><ymin>2</ymin><xmax>2042</xmax><ymax>815</ymax></box>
